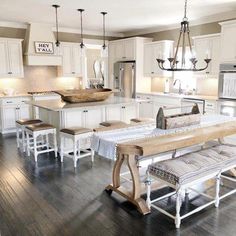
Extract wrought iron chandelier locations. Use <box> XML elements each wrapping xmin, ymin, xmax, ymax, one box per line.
<box><xmin>52</xmin><ymin>4</ymin><xmax>60</xmax><ymax>47</ymax></box>
<box><xmin>156</xmin><ymin>0</ymin><xmax>211</xmax><ymax>72</ymax></box>
<box><xmin>101</xmin><ymin>12</ymin><xmax>107</xmax><ymax>50</ymax></box>
<box><xmin>78</xmin><ymin>9</ymin><xmax>85</xmax><ymax>48</ymax></box>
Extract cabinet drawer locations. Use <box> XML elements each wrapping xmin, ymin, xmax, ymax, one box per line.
<box><xmin>1</xmin><ymin>97</ymin><xmax>31</xmax><ymax>106</ymax></box>
<box><xmin>205</xmin><ymin>101</ymin><xmax>216</xmax><ymax>110</ymax></box>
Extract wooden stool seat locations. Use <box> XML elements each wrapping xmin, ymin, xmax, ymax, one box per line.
<box><xmin>16</xmin><ymin>119</ymin><xmax>42</xmax><ymax>126</ymax></box>
<box><xmin>99</xmin><ymin>120</ymin><xmax>127</xmax><ymax>127</ymax></box>
<box><xmin>60</xmin><ymin>127</ymin><xmax>92</xmax><ymax>135</ymax></box>
<box><xmin>130</xmin><ymin>118</ymin><xmax>154</xmax><ymax>123</ymax></box>
<box><xmin>26</xmin><ymin>123</ymin><xmax>54</xmax><ymax>132</ymax></box>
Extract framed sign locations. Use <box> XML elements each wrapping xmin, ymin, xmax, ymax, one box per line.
<box><xmin>34</xmin><ymin>42</ymin><xmax>54</xmax><ymax>54</ymax></box>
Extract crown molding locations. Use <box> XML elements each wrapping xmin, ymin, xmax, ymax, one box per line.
<box><xmin>123</xmin><ymin>10</ymin><xmax>236</xmax><ymax>37</ymax></box>
<box><xmin>0</xmin><ymin>21</ymin><xmax>124</xmax><ymax>38</ymax></box>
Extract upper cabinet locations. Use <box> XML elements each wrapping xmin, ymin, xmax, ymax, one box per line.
<box><xmin>0</xmin><ymin>38</ymin><xmax>24</xmax><ymax>78</ymax></box>
<box><xmin>109</xmin><ymin>38</ymin><xmax>136</xmax><ymax>61</ymax></box>
<box><xmin>193</xmin><ymin>34</ymin><xmax>220</xmax><ymax>75</ymax></box>
<box><xmin>219</xmin><ymin>20</ymin><xmax>236</xmax><ymax>63</ymax></box>
<box><xmin>143</xmin><ymin>40</ymin><xmax>174</xmax><ymax>77</ymax></box>
<box><xmin>59</xmin><ymin>42</ymin><xmax>82</xmax><ymax>77</ymax></box>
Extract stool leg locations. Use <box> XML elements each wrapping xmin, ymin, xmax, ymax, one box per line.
<box><xmin>145</xmin><ymin>171</ymin><xmax>151</xmax><ymax>209</ymax></box>
<box><xmin>16</xmin><ymin>126</ymin><xmax>20</xmax><ymax>148</ymax></box>
<box><xmin>53</xmin><ymin>130</ymin><xmax>58</xmax><ymax>158</ymax></box>
<box><xmin>46</xmin><ymin>134</ymin><xmax>49</xmax><ymax>150</ymax></box>
<box><xmin>175</xmin><ymin>188</ymin><xmax>182</xmax><ymax>229</ymax></box>
<box><xmin>91</xmin><ymin>149</ymin><xmax>95</xmax><ymax>163</ymax></box>
<box><xmin>215</xmin><ymin>173</ymin><xmax>221</xmax><ymax>208</ymax></box>
<box><xmin>73</xmin><ymin>137</ymin><xmax>78</xmax><ymax>168</ymax></box>
<box><xmin>60</xmin><ymin>135</ymin><xmax>64</xmax><ymax>163</ymax></box>
<box><xmin>22</xmin><ymin>127</ymin><xmax>26</xmax><ymax>152</ymax></box>
<box><xmin>26</xmin><ymin>132</ymin><xmax>30</xmax><ymax>157</ymax></box>
<box><xmin>34</xmin><ymin>133</ymin><xmax>38</xmax><ymax>162</ymax></box>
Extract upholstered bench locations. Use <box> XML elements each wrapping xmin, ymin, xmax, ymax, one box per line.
<box><xmin>60</xmin><ymin>127</ymin><xmax>94</xmax><ymax>168</ymax></box>
<box><xmin>146</xmin><ymin>144</ymin><xmax>236</xmax><ymax>228</ymax></box>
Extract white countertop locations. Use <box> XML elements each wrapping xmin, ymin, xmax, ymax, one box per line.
<box><xmin>137</xmin><ymin>92</ymin><xmax>218</xmax><ymax>101</ymax></box>
<box><xmin>28</xmin><ymin>96</ymin><xmax>138</xmax><ymax>112</ymax></box>
<box><xmin>0</xmin><ymin>93</ymin><xmax>31</xmax><ymax>98</ymax></box>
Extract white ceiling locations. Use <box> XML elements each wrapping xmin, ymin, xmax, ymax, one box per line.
<box><xmin>1</xmin><ymin>0</ymin><xmax>236</xmax><ymax>35</ymax></box>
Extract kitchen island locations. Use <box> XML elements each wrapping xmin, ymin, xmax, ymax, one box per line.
<box><xmin>28</xmin><ymin>96</ymin><xmax>139</xmax><ymax>130</ymax></box>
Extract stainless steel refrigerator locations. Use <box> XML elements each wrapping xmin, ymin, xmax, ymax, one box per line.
<box><xmin>113</xmin><ymin>61</ymin><xmax>136</xmax><ymax>98</ymax></box>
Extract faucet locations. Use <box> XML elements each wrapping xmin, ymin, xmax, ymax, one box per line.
<box><xmin>173</xmin><ymin>79</ymin><xmax>182</xmax><ymax>94</ymax></box>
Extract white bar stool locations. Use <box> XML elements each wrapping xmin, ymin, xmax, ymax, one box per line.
<box><xmin>16</xmin><ymin>119</ymin><xmax>42</xmax><ymax>152</ymax></box>
<box><xmin>60</xmin><ymin>127</ymin><xmax>94</xmax><ymax>168</ymax></box>
<box><xmin>25</xmin><ymin>123</ymin><xmax>58</xmax><ymax>162</ymax></box>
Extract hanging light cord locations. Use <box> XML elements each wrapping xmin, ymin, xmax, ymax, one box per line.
<box><xmin>78</xmin><ymin>9</ymin><xmax>85</xmax><ymax>48</ymax></box>
<box><xmin>101</xmin><ymin>12</ymin><xmax>107</xmax><ymax>50</ymax></box>
<box><xmin>183</xmin><ymin>0</ymin><xmax>188</xmax><ymax>20</ymax></box>
<box><xmin>52</xmin><ymin>5</ymin><xmax>60</xmax><ymax>47</ymax></box>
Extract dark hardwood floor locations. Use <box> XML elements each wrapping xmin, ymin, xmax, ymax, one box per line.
<box><xmin>0</xmin><ymin>134</ymin><xmax>236</xmax><ymax>236</ymax></box>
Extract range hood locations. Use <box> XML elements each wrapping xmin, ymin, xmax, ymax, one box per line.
<box><xmin>24</xmin><ymin>23</ymin><xmax>62</xmax><ymax>66</ymax></box>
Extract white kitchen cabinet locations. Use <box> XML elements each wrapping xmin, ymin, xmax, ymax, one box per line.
<box><xmin>0</xmin><ymin>38</ymin><xmax>24</xmax><ymax>78</ymax></box>
<box><xmin>121</xmin><ymin>104</ymin><xmax>137</xmax><ymax>123</ymax></box>
<box><xmin>59</xmin><ymin>42</ymin><xmax>82</xmax><ymax>77</ymax></box>
<box><xmin>85</xmin><ymin>108</ymin><xmax>104</xmax><ymax>129</ymax></box>
<box><xmin>193</xmin><ymin>34</ymin><xmax>220</xmax><ymax>75</ymax></box>
<box><xmin>105</xmin><ymin>106</ymin><xmax>122</xmax><ymax>121</ymax></box>
<box><xmin>143</xmin><ymin>40</ymin><xmax>174</xmax><ymax>77</ymax></box>
<box><xmin>138</xmin><ymin>100</ymin><xmax>154</xmax><ymax>118</ymax></box>
<box><xmin>105</xmin><ymin>104</ymin><xmax>137</xmax><ymax>123</ymax></box>
<box><xmin>205</xmin><ymin>100</ymin><xmax>217</xmax><ymax>115</ymax></box>
<box><xmin>0</xmin><ymin>97</ymin><xmax>32</xmax><ymax>133</ymax></box>
<box><xmin>110</xmin><ymin>38</ymin><xmax>135</xmax><ymax>61</ymax></box>
<box><xmin>219</xmin><ymin>20</ymin><xmax>236</xmax><ymax>63</ymax></box>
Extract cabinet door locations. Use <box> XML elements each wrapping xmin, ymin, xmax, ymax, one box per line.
<box><xmin>7</xmin><ymin>41</ymin><xmax>24</xmax><ymax>77</ymax></box>
<box><xmin>221</xmin><ymin>25</ymin><xmax>236</xmax><ymax>62</ymax></box>
<box><xmin>211</xmin><ymin>36</ymin><xmax>220</xmax><ymax>75</ymax></box>
<box><xmin>18</xmin><ymin>105</ymin><xmax>32</xmax><ymax>120</ymax></box>
<box><xmin>114</xmin><ymin>41</ymin><xmax>125</xmax><ymax>59</ymax></box>
<box><xmin>64</xmin><ymin>110</ymin><xmax>84</xmax><ymax>127</ymax></box>
<box><xmin>139</xmin><ymin>101</ymin><xmax>153</xmax><ymax>118</ymax></box>
<box><xmin>85</xmin><ymin>108</ymin><xmax>104</xmax><ymax>129</ymax></box>
<box><xmin>105</xmin><ymin>106</ymin><xmax>122</xmax><ymax>121</ymax></box>
<box><xmin>2</xmin><ymin>106</ymin><xmax>17</xmax><ymax>130</ymax></box>
<box><xmin>61</xmin><ymin>45</ymin><xmax>73</xmax><ymax>76</ymax></box>
<box><xmin>194</xmin><ymin>38</ymin><xmax>211</xmax><ymax>74</ymax></box>
<box><xmin>144</xmin><ymin>44</ymin><xmax>154</xmax><ymax>76</ymax></box>
<box><xmin>72</xmin><ymin>45</ymin><xmax>82</xmax><ymax>76</ymax></box>
<box><xmin>0</xmin><ymin>41</ymin><xmax>9</xmax><ymax>76</ymax></box>
<box><xmin>124</xmin><ymin>39</ymin><xmax>135</xmax><ymax>59</ymax></box>
<box><xmin>122</xmin><ymin>105</ymin><xmax>137</xmax><ymax>123</ymax></box>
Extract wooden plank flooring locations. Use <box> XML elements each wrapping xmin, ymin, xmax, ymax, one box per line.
<box><xmin>0</xmin><ymin>134</ymin><xmax>236</xmax><ymax>236</ymax></box>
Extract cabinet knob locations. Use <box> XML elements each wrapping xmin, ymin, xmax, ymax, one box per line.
<box><xmin>72</xmin><ymin>72</ymin><xmax>75</xmax><ymax>74</ymax></box>
<box><xmin>151</xmin><ymin>72</ymin><xmax>154</xmax><ymax>74</ymax></box>
<box><xmin>8</xmin><ymin>72</ymin><xmax>12</xmax><ymax>74</ymax></box>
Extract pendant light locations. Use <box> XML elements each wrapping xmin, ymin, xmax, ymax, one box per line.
<box><xmin>52</xmin><ymin>4</ymin><xmax>60</xmax><ymax>47</ymax></box>
<box><xmin>156</xmin><ymin>0</ymin><xmax>211</xmax><ymax>72</ymax></box>
<box><xmin>78</xmin><ymin>9</ymin><xmax>85</xmax><ymax>48</ymax></box>
<box><xmin>101</xmin><ymin>12</ymin><xmax>107</xmax><ymax>50</ymax></box>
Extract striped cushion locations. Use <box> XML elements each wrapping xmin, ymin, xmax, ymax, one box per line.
<box><xmin>148</xmin><ymin>144</ymin><xmax>236</xmax><ymax>185</ymax></box>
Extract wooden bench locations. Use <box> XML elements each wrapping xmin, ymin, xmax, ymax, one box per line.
<box><xmin>146</xmin><ymin>144</ymin><xmax>236</xmax><ymax>228</ymax></box>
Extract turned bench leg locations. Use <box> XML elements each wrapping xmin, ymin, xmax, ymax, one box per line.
<box><xmin>175</xmin><ymin>188</ymin><xmax>183</xmax><ymax>229</ymax></box>
<box><xmin>215</xmin><ymin>173</ymin><xmax>221</xmax><ymax>208</ymax></box>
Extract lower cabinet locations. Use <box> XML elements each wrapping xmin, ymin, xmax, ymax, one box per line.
<box><xmin>138</xmin><ymin>101</ymin><xmax>154</xmax><ymax>118</ymax></box>
<box><xmin>0</xmin><ymin>97</ymin><xmax>32</xmax><ymax>133</ymax></box>
<box><xmin>105</xmin><ymin>104</ymin><xmax>138</xmax><ymax>123</ymax></box>
<box><xmin>84</xmin><ymin>108</ymin><xmax>104</xmax><ymax>128</ymax></box>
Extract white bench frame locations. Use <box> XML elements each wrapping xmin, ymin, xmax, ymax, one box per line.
<box><xmin>146</xmin><ymin>163</ymin><xmax>236</xmax><ymax>228</ymax></box>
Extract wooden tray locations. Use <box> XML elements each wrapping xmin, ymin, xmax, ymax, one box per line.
<box><xmin>54</xmin><ymin>88</ymin><xmax>113</xmax><ymax>103</ymax></box>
